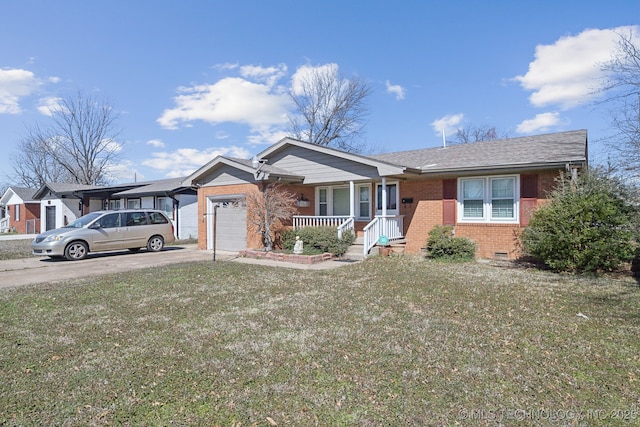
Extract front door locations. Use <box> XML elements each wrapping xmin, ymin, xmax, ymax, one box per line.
<box><xmin>46</xmin><ymin>206</ymin><xmax>56</xmax><ymax>231</ymax></box>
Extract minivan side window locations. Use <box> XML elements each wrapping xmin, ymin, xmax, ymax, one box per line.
<box><xmin>124</xmin><ymin>212</ymin><xmax>149</xmax><ymax>227</ymax></box>
<box><xmin>99</xmin><ymin>213</ymin><xmax>121</xmax><ymax>228</ymax></box>
<box><xmin>149</xmin><ymin>212</ymin><xmax>169</xmax><ymax>224</ymax></box>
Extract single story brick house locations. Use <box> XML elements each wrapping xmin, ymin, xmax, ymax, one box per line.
<box><xmin>32</xmin><ymin>178</ymin><xmax>198</xmax><ymax>239</ymax></box>
<box><xmin>183</xmin><ymin>129</ymin><xmax>588</xmax><ymax>259</ymax></box>
<box><xmin>0</xmin><ymin>187</ymin><xmax>41</xmax><ymax>234</ymax></box>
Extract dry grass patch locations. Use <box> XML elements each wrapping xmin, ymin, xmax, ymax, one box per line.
<box><xmin>1</xmin><ymin>257</ymin><xmax>639</xmax><ymax>425</ymax></box>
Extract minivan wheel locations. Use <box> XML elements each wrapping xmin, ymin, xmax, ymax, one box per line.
<box><xmin>65</xmin><ymin>241</ymin><xmax>88</xmax><ymax>261</ymax></box>
<box><xmin>147</xmin><ymin>236</ymin><xmax>164</xmax><ymax>252</ymax></box>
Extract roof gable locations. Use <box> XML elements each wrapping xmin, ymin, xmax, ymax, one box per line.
<box><xmin>183</xmin><ymin>155</ymin><xmax>305</xmax><ymax>186</ymax></box>
<box><xmin>257</xmin><ymin>137</ymin><xmax>409</xmax><ymax>177</ymax></box>
<box><xmin>1</xmin><ymin>187</ymin><xmax>38</xmax><ymax>205</ymax></box>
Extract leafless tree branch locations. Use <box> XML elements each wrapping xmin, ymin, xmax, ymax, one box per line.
<box><xmin>288</xmin><ymin>66</ymin><xmax>371</xmax><ymax>153</ymax></box>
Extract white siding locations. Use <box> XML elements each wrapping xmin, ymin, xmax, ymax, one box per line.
<box><xmin>269</xmin><ymin>146</ymin><xmax>380</xmax><ymax>184</ymax></box>
<box><xmin>177</xmin><ymin>195</ymin><xmax>198</xmax><ymax>239</ymax></box>
<box><xmin>200</xmin><ymin>166</ymin><xmax>254</xmax><ymax>186</ymax></box>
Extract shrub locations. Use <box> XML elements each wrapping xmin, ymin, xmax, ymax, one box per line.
<box><xmin>426</xmin><ymin>225</ymin><xmax>476</xmax><ymax>261</ymax></box>
<box><xmin>282</xmin><ymin>227</ymin><xmax>356</xmax><ymax>256</ymax></box>
<box><xmin>519</xmin><ymin>169</ymin><xmax>638</xmax><ymax>273</ymax></box>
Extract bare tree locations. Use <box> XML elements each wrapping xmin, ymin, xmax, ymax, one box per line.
<box><xmin>10</xmin><ymin>132</ymin><xmax>73</xmax><ymax>188</ymax></box>
<box><xmin>10</xmin><ymin>92</ymin><xmax>122</xmax><ymax>187</ymax></box>
<box><xmin>288</xmin><ymin>65</ymin><xmax>371</xmax><ymax>153</ymax></box>
<box><xmin>451</xmin><ymin>124</ymin><xmax>507</xmax><ymax>144</ymax></box>
<box><xmin>599</xmin><ymin>30</ymin><xmax>640</xmax><ymax>172</ymax></box>
<box><xmin>245</xmin><ymin>184</ymin><xmax>298</xmax><ymax>251</ymax></box>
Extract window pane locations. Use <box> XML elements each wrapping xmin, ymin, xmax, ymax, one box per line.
<box><xmin>318</xmin><ymin>189</ymin><xmax>327</xmax><ymax>216</ymax></box>
<box><xmin>127</xmin><ymin>199</ymin><xmax>140</xmax><ymax>209</ymax></box>
<box><xmin>388</xmin><ymin>184</ymin><xmax>397</xmax><ymax>210</ymax></box>
<box><xmin>492</xmin><ymin>178</ymin><xmax>514</xmax><ymax>198</ymax></box>
<box><xmin>359</xmin><ymin>186</ymin><xmax>370</xmax><ymax>218</ymax></box>
<box><xmin>377</xmin><ymin>184</ymin><xmax>397</xmax><ymax>210</ymax></box>
<box><xmin>463</xmin><ymin>200</ymin><xmax>484</xmax><ymax>218</ymax></box>
<box><xmin>463</xmin><ymin>180</ymin><xmax>484</xmax><ymax>199</ymax></box>
<box><xmin>157</xmin><ymin>197</ymin><xmax>173</xmax><ymax>217</ymax></box>
<box><xmin>333</xmin><ymin>188</ymin><xmax>350</xmax><ymax>216</ymax></box>
<box><xmin>100</xmin><ymin>213</ymin><xmax>120</xmax><ymax>228</ymax></box>
<box><xmin>492</xmin><ymin>199</ymin><xmax>514</xmax><ymax>218</ymax></box>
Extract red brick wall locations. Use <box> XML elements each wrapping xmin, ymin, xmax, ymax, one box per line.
<box><xmin>196</xmin><ymin>170</ymin><xmax>560</xmax><ymax>258</ymax></box>
<box><xmin>197</xmin><ymin>183</ymin><xmax>310</xmax><ymax>251</ymax></box>
<box><xmin>8</xmin><ymin>203</ymin><xmax>41</xmax><ymax>234</ymax></box>
<box><xmin>399</xmin><ymin>170</ymin><xmax>560</xmax><ymax>259</ymax></box>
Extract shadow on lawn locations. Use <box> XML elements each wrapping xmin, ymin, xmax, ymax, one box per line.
<box><xmin>38</xmin><ymin>245</ymin><xmax>188</xmax><ymax>263</ymax></box>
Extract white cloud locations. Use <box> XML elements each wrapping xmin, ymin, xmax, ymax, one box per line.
<box><xmin>385</xmin><ymin>80</ymin><xmax>405</xmax><ymax>100</ymax></box>
<box><xmin>431</xmin><ymin>113</ymin><xmax>464</xmax><ymax>135</ymax></box>
<box><xmin>239</xmin><ymin>63</ymin><xmax>287</xmax><ymax>86</ymax></box>
<box><xmin>514</xmin><ymin>26</ymin><xmax>640</xmax><ymax>109</ymax></box>
<box><xmin>0</xmin><ymin>68</ymin><xmax>41</xmax><ymax>114</ymax></box>
<box><xmin>157</xmin><ymin>75</ymin><xmax>291</xmax><ymax>138</ymax></box>
<box><xmin>516</xmin><ymin>112</ymin><xmax>563</xmax><ymax>133</ymax></box>
<box><xmin>102</xmin><ymin>138</ymin><xmax>123</xmax><ymax>154</ymax></box>
<box><xmin>142</xmin><ymin>145</ymin><xmax>251</xmax><ymax>177</ymax></box>
<box><xmin>290</xmin><ymin>63</ymin><xmax>339</xmax><ymax>95</ymax></box>
<box><xmin>105</xmin><ymin>159</ymin><xmax>140</xmax><ymax>182</ymax></box>
<box><xmin>146</xmin><ymin>139</ymin><xmax>166</xmax><ymax>148</ymax></box>
<box><xmin>37</xmin><ymin>96</ymin><xmax>63</xmax><ymax>116</ymax></box>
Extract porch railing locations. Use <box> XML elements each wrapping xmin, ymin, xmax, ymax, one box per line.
<box><xmin>0</xmin><ymin>217</ymin><xmax>9</xmax><ymax>233</ymax></box>
<box><xmin>363</xmin><ymin>215</ymin><xmax>404</xmax><ymax>258</ymax></box>
<box><xmin>293</xmin><ymin>215</ymin><xmax>354</xmax><ymax>238</ymax></box>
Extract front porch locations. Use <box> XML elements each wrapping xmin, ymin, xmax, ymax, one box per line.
<box><xmin>290</xmin><ymin>177</ymin><xmax>405</xmax><ymax>258</ymax></box>
<box><xmin>293</xmin><ymin>214</ymin><xmax>404</xmax><ymax>258</ymax></box>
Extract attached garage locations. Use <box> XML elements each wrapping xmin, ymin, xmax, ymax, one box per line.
<box><xmin>206</xmin><ymin>196</ymin><xmax>246</xmax><ymax>251</ymax></box>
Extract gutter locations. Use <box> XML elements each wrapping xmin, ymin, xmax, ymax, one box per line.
<box><xmin>417</xmin><ymin>160</ymin><xmax>587</xmax><ymax>177</ymax></box>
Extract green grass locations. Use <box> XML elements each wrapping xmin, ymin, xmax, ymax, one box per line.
<box><xmin>1</xmin><ymin>257</ymin><xmax>639</xmax><ymax>426</ymax></box>
<box><xmin>0</xmin><ymin>238</ymin><xmax>33</xmax><ymax>260</ymax></box>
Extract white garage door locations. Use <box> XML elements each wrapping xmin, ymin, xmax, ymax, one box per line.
<box><xmin>207</xmin><ymin>198</ymin><xmax>246</xmax><ymax>251</ymax></box>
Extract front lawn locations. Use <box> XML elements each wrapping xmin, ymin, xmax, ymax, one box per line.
<box><xmin>1</xmin><ymin>257</ymin><xmax>639</xmax><ymax>425</ymax></box>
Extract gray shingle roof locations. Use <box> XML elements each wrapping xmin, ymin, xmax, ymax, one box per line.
<box><xmin>112</xmin><ymin>178</ymin><xmax>191</xmax><ymax>196</ymax></box>
<box><xmin>371</xmin><ymin>129</ymin><xmax>587</xmax><ymax>173</ymax></box>
<box><xmin>11</xmin><ymin>187</ymin><xmax>38</xmax><ymax>202</ymax></box>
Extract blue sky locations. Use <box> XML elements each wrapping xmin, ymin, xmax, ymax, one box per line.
<box><xmin>1</xmin><ymin>0</ymin><xmax>639</xmax><ymax>184</ymax></box>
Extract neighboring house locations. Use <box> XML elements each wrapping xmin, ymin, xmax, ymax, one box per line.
<box><xmin>183</xmin><ymin>129</ymin><xmax>588</xmax><ymax>259</ymax></box>
<box><xmin>0</xmin><ymin>187</ymin><xmax>41</xmax><ymax>234</ymax></box>
<box><xmin>32</xmin><ymin>178</ymin><xmax>197</xmax><ymax>239</ymax></box>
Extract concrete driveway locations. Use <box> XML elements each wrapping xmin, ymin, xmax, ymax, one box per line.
<box><xmin>0</xmin><ymin>245</ymin><xmax>230</xmax><ymax>290</ymax></box>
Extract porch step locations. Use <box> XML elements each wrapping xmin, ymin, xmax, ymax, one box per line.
<box><xmin>342</xmin><ymin>239</ymin><xmax>365</xmax><ymax>261</ymax></box>
<box><xmin>341</xmin><ymin>237</ymin><xmax>407</xmax><ymax>261</ymax></box>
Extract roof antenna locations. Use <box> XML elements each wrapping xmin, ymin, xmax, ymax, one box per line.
<box><xmin>442</xmin><ymin>129</ymin><xmax>446</xmax><ymax>148</ymax></box>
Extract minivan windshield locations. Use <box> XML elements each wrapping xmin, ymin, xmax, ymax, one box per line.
<box><xmin>63</xmin><ymin>212</ymin><xmax>103</xmax><ymax>229</ymax></box>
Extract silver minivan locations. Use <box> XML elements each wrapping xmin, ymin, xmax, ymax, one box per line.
<box><xmin>32</xmin><ymin>209</ymin><xmax>176</xmax><ymax>261</ymax></box>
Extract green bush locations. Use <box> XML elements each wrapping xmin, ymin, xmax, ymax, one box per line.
<box><xmin>425</xmin><ymin>225</ymin><xmax>476</xmax><ymax>261</ymax></box>
<box><xmin>282</xmin><ymin>227</ymin><xmax>356</xmax><ymax>256</ymax></box>
<box><xmin>519</xmin><ymin>169</ymin><xmax>638</xmax><ymax>273</ymax></box>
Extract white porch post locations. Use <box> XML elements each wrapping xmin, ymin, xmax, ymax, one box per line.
<box><xmin>349</xmin><ymin>180</ymin><xmax>355</xmax><ymax>218</ymax></box>
<box><xmin>381</xmin><ymin>177</ymin><xmax>387</xmax><ymax>235</ymax></box>
<box><xmin>381</xmin><ymin>177</ymin><xmax>387</xmax><ymax>217</ymax></box>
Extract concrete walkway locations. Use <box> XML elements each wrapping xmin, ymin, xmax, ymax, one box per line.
<box><xmin>0</xmin><ymin>234</ymin><xmax>37</xmax><ymax>241</ymax></box>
